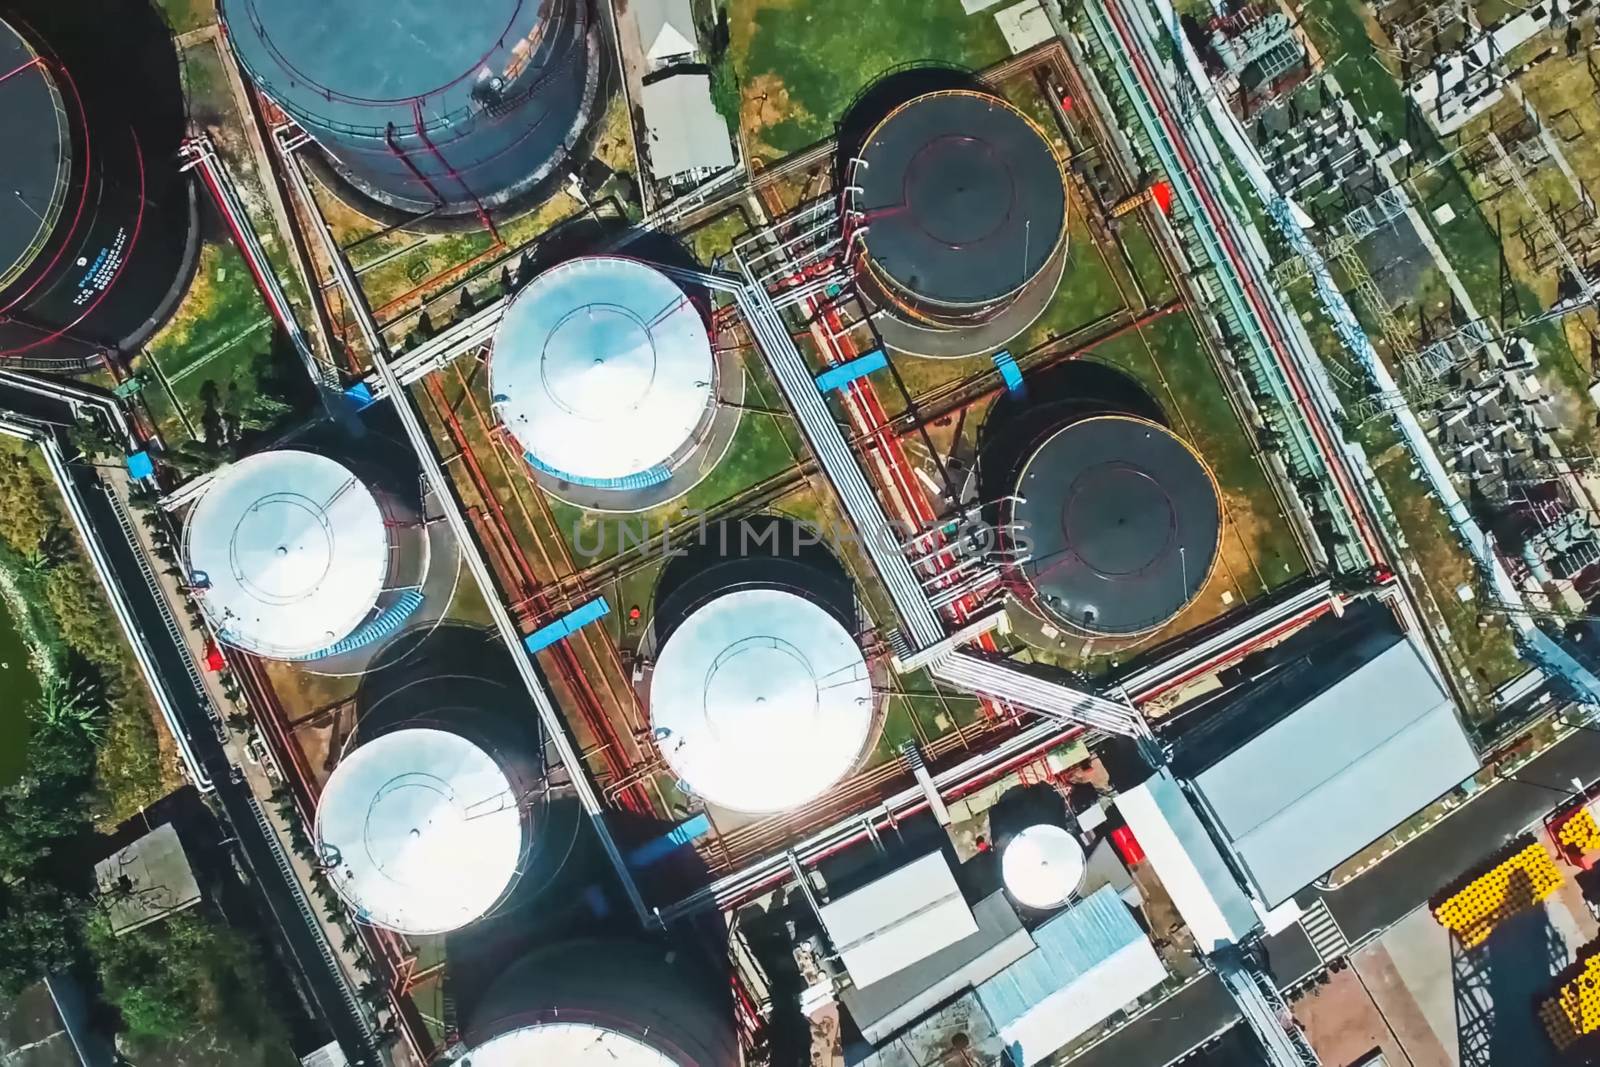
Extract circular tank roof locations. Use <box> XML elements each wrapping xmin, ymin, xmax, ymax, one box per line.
<box><xmin>226</xmin><ymin>0</ymin><xmax>530</xmax><ymax>106</ymax></box>
<box><xmin>1002</xmin><ymin>824</ymin><xmax>1085</xmax><ymax>910</ymax></box>
<box><xmin>854</xmin><ymin>91</ymin><xmax>1065</xmax><ymax>310</ymax></box>
<box><xmin>0</xmin><ymin>18</ymin><xmax>70</xmax><ymax>291</ymax></box>
<box><xmin>185</xmin><ymin>450</ymin><xmax>389</xmax><ymax>659</ymax></box>
<box><xmin>316</xmin><ymin>727</ymin><xmax>523</xmax><ymax>935</ymax></box>
<box><xmin>650</xmin><ymin>588</ymin><xmax>873</xmax><ymax>814</ymax></box>
<box><xmin>462</xmin><ymin>1024</ymin><xmax>680</xmax><ymax>1067</ymax></box>
<box><xmin>492</xmin><ymin>257</ymin><xmax>714</xmax><ymax>486</ymax></box>
<box><xmin>1012</xmin><ymin>416</ymin><xmax>1220</xmax><ymax>636</ymax></box>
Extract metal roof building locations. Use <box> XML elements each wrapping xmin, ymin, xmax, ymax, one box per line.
<box><xmin>1176</xmin><ymin>625</ymin><xmax>1477</xmax><ymax>906</ymax></box>
<box><xmin>220</xmin><ymin>0</ymin><xmax>593</xmax><ymax>214</ymax></box>
<box><xmin>847</xmin><ymin>90</ymin><xmax>1066</xmax><ymax>329</ymax></box>
<box><xmin>640</xmin><ymin>73</ymin><xmax>736</xmax><ymax>182</ymax></box>
<box><xmin>634</xmin><ymin>0</ymin><xmax>698</xmax><ymax>65</ymax></box>
<box><xmin>315</xmin><ymin>727</ymin><xmax>525</xmax><ymax>935</ymax></box>
<box><xmin>1115</xmin><ymin>767</ymin><xmax>1257</xmax><ymax>952</ymax></box>
<box><xmin>492</xmin><ymin>257</ymin><xmax>716</xmax><ymax>491</ymax></box>
<box><xmin>819</xmin><ymin>852</ymin><xmax>978</xmax><ymax>988</ymax></box>
<box><xmin>649</xmin><ymin>587</ymin><xmax>873</xmax><ymax>814</ymax></box>
<box><xmin>840</xmin><ymin>891</ymin><xmax>1034</xmax><ymax>1044</ymax></box>
<box><xmin>1009</xmin><ymin>415</ymin><xmax>1220</xmax><ymax>636</ymax></box>
<box><xmin>973</xmin><ymin>886</ymin><xmax>1168</xmax><ymax>1066</ymax></box>
<box><xmin>183</xmin><ymin>450</ymin><xmax>396</xmax><ymax>660</ymax></box>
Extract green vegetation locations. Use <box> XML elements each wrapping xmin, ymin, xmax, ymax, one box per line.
<box><xmin>0</xmin><ymin>441</ymin><xmax>293</xmax><ymax>1057</ymax></box>
<box><xmin>138</xmin><ymin>241</ymin><xmax>311</xmax><ymax>460</ymax></box>
<box><xmin>0</xmin><ymin>595</ymin><xmax>38</xmax><ymax>786</ymax></box>
<box><xmin>157</xmin><ymin>0</ymin><xmax>214</xmax><ymax>34</ymax></box>
<box><xmin>88</xmin><ymin>911</ymin><xmax>293</xmax><ymax>1063</ymax></box>
<box><xmin>0</xmin><ymin>443</ymin><xmax>169</xmax><ymax>822</ymax></box>
<box><xmin>728</xmin><ymin>0</ymin><xmax>1009</xmax><ymax>157</ymax></box>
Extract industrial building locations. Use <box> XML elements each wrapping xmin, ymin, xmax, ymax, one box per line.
<box><xmin>1007</xmin><ymin>414</ymin><xmax>1221</xmax><ymax>637</ymax></box>
<box><xmin>1117</xmin><ymin>610</ymin><xmax>1477</xmax><ymax>953</ymax></box>
<box><xmin>219</xmin><ymin>0</ymin><xmax>596</xmax><ymax>215</ymax></box>
<box><xmin>640</xmin><ymin>72</ymin><xmax>738</xmax><ymax>185</ymax></box>
<box><xmin>845</xmin><ymin>89</ymin><xmax>1066</xmax><ymax>339</ymax></box>
<box><xmin>315</xmin><ymin>726</ymin><xmax>528</xmax><ymax>935</ymax></box>
<box><xmin>457</xmin><ymin>938</ymin><xmax>739</xmax><ymax>1065</ymax></box>
<box><xmin>182</xmin><ymin>449</ymin><xmax>428</xmax><ymax>661</ymax></box>
<box><xmin>781</xmin><ymin>835</ymin><xmax>1165</xmax><ymax>1066</ymax></box>
<box><xmin>491</xmin><ymin>256</ymin><xmax>719</xmax><ymax>499</ymax></box>
<box><xmin>1167</xmin><ymin>614</ymin><xmax>1477</xmax><ymax>907</ymax></box>
<box><xmin>648</xmin><ymin>586</ymin><xmax>874</xmax><ymax>814</ymax></box>
<box><xmin>0</xmin><ymin>7</ymin><xmax>193</xmax><ymax>368</ymax></box>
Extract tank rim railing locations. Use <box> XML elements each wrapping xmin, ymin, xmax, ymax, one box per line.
<box><xmin>226</xmin><ymin>0</ymin><xmax>588</xmax><ymax>139</ymax></box>
<box><xmin>0</xmin><ymin>65</ymin><xmax>72</xmax><ymax>294</ymax></box>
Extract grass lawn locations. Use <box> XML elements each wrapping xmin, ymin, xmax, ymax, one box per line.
<box><xmin>728</xmin><ymin>0</ymin><xmax>1010</xmax><ymax>159</ymax></box>
<box><xmin>158</xmin><ymin>0</ymin><xmax>214</xmax><ymax>34</ymax></box>
<box><xmin>687</xmin><ymin>208</ymin><xmax>755</xmax><ymax>267</ymax></box>
<box><xmin>1355</xmin><ymin>414</ymin><xmax>1525</xmax><ymax>698</ymax></box>
<box><xmin>137</xmin><ymin>239</ymin><xmax>278</xmax><ymax>444</ymax></box>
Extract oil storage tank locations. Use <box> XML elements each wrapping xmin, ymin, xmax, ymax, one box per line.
<box><xmin>845</xmin><ymin>90</ymin><xmax>1066</xmax><ymax>335</ymax></box>
<box><xmin>182</xmin><ymin>449</ymin><xmax>427</xmax><ymax>661</ymax></box>
<box><xmin>316</xmin><ymin>726</ymin><xmax>529</xmax><ymax>935</ymax></box>
<box><xmin>1007</xmin><ymin>415</ymin><xmax>1220</xmax><ymax>637</ymax></box>
<box><xmin>491</xmin><ymin>256</ymin><xmax>717</xmax><ymax>497</ymax></box>
<box><xmin>460</xmin><ymin>939</ymin><xmax>738</xmax><ymax>1066</ymax></box>
<box><xmin>220</xmin><ymin>0</ymin><xmax>596</xmax><ymax>215</ymax></box>
<box><xmin>649</xmin><ymin>586</ymin><xmax>874</xmax><ymax>815</ymax></box>
<box><xmin>0</xmin><ymin>9</ymin><xmax>194</xmax><ymax>368</ymax></box>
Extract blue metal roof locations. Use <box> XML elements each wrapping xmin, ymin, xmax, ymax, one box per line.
<box><xmin>975</xmin><ymin>886</ymin><xmax>1141</xmax><ymax>1027</ymax></box>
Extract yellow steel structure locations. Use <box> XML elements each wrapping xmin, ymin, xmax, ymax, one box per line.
<box><xmin>1432</xmin><ymin>841</ymin><xmax>1563</xmax><ymax>948</ymax></box>
<box><xmin>1541</xmin><ymin>952</ymin><xmax>1600</xmax><ymax>1051</ymax></box>
<box><xmin>1560</xmin><ymin>808</ymin><xmax>1600</xmax><ymax>854</ymax></box>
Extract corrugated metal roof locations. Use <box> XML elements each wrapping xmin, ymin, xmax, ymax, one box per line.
<box><xmin>842</xmin><ymin>891</ymin><xmax>1033</xmax><ymax>1044</ymax></box>
<box><xmin>821</xmin><ymin>852</ymin><xmax>978</xmax><ymax>987</ymax></box>
<box><xmin>973</xmin><ymin>887</ymin><xmax>1167</xmax><ymax>1065</ymax></box>
<box><xmin>633</xmin><ymin>0</ymin><xmax>697</xmax><ymax>62</ymax></box>
<box><xmin>1116</xmin><ymin>768</ymin><xmax>1258</xmax><ymax>951</ymax></box>
<box><xmin>975</xmin><ymin>887</ymin><xmax>1141</xmax><ymax>1025</ymax></box>
<box><xmin>1191</xmin><ymin>636</ymin><xmax>1477</xmax><ymax>905</ymax></box>
<box><xmin>640</xmin><ymin>72</ymin><xmax>736</xmax><ymax>180</ymax></box>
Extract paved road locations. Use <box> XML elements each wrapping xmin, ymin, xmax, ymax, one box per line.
<box><xmin>1066</xmin><ymin>725</ymin><xmax>1600</xmax><ymax>1066</ymax></box>
<box><xmin>0</xmin><ymin>381</ymin><xmax>381</xmax><ymax>1066</ymax></box>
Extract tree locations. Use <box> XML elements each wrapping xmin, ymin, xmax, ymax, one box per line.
<box><xmin>0</xmin><ymin>883</ymin><xmax>83</xmax><ymax>995</ymax></box>
<box><xmin>32</xmin><ymin>674</ymin><xmax>105</xmax><ymax>746</ymax></box>
<box><xmin>88</xmin><ymin>911</ymin><xmax>288</xmax><ymax>1052</ymax></box>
